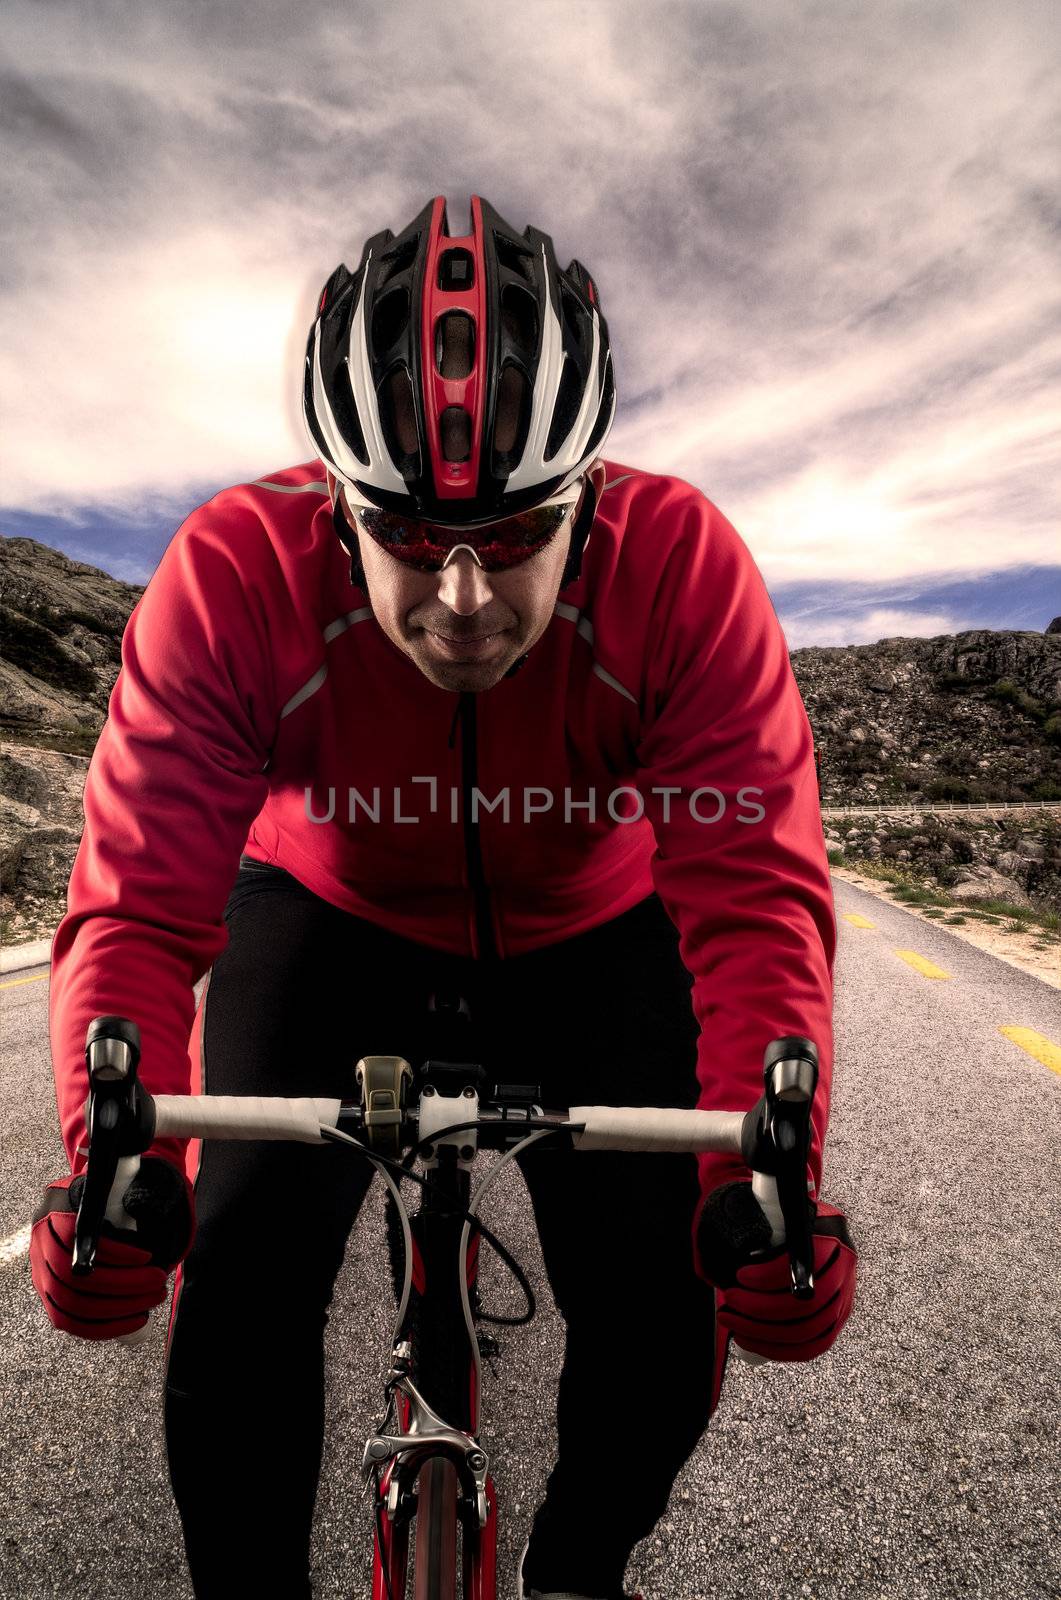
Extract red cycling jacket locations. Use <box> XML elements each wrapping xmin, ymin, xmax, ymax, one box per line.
<box><xmin>48</xmin><ymin>456</ymin><xmax>837</xmax><ymax>1211</ymax></box>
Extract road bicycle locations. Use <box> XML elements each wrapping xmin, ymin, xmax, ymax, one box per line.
<box><xmin>72</xmin><ymin>996</ymin><xmax>820</xmax><ymax>1599</ymax></box>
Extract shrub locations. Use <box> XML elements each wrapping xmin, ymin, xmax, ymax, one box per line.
<box><xmin>923</xmin><ymin>777</ymin><xmax>973</xmax><ymax>802</ymax></box>
<box><xmin>962</xmin><ymin>899</ymin><xmax>1035</xmax><ymax>921</ymax></box>
<box><xmin>987</xmin><ymin>679</ymin><xmax>1047</xmax><ymax>724</ymax></box>
<box><xmin>938</xmin><ymin>672</ymin><xmax>989</xmax><ymax>691</ymax></box>
<box><xmin>889</xmin><ymin>883</ymin><xmax>950</xmax><ymax>907</ymax></box>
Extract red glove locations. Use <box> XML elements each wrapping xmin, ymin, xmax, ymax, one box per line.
<box><xmin>696</xmin><ymin>1180</ymin><xmax>857</xmax><ymax>1413</ymax></box>
<box><xmin>30</xmin><ymin>1157</ymin><xmax>195</xmax><ymax>1342</ymax></box>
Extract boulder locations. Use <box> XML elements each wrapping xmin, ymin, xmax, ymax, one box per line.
<box><xmin>949</xmin><ymin>866</ymin><xmax>1030</xmax><ymax>907</ymax></box>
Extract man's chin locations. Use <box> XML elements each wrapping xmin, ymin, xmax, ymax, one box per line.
<box><xmin>410</xmin><ymin>632</ymin><xmax>521</xmax><ymax>691</ymax></box>
<box><xmin>420</xmin><ymin>659</ymin><xmax>511</xmax><ymax>692</ymax></box>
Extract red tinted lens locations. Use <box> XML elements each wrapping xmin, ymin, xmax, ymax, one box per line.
<box><xmin>357</xmin><ymin>502</ymin><xmax>571</xmax><ymax>572</ymax></box>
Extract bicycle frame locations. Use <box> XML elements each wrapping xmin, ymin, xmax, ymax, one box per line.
<box><xmin>366</xmin><ymin>1065</ymin><xmax>501</xmax><ymax>1600</ymax></box>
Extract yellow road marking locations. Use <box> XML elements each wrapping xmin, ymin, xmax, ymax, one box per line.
<box><xmin>843</xmin><ymin>913</ymin><xmax>875</xmax><ymax>928</ymax></box>
<box><xmin>894</xmin><ymin>949</ymin><xmax>952</xmax><ymax>980</ymax></box>
<box><xmin>0</xmin><ymin>972</ymin><xmax>49</xmax><ymax>990</ymax></box>
<box><xmin>999</xmin><ymin>1027</ymin><xmax>1061</xmax><ymax>1076</ymax></box>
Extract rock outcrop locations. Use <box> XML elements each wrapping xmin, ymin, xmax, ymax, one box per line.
<box><xmin>796</xmin><ymin>630</ymin><xmax>1061</xmax><ymax>806</ymax></box>
<box><xmin>0</xmin><ymin>743</ymin><xmax>88</xmax><ymax>938</ymax></box>
<box><xmin>0</xmin><ymin>535</ymin><xmax>143</xmax><ymax>752</ymax></box>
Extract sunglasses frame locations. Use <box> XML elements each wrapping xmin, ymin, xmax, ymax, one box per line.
<box><xmin>335</xmin><ymin>477</ymin><xmax>587</xmax><ymax>574</ymax></box>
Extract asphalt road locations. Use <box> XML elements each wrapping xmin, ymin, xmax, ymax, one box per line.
<box><xmin>2</xmin><ymin>876</ymin><xmax>1059</xmax><ymax>1599</ymax></box>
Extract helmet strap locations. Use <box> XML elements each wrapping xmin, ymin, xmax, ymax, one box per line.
<box><xmin>332</xmin><ymin>493</ymin><xmax>368</xmax><ymax>592</ymax></box>
<box><xmin>558</xmin><ymin>473</ymin><xmax>601</xmax><ymax>590</ymax></box>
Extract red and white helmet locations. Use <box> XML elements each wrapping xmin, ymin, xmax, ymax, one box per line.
<box><xmin>302</xmin><ymin>194</ymin><xmax>616</xmax><ymax>531</ymax></box>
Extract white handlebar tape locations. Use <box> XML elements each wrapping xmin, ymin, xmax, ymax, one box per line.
<box><xmin>153</xmin><ymin>1095</ymin><xmax>342</xmax><ymax>1142</ymax></box>
<box><xmin>565</xmin><ymin>1106</ymin><xmax>745</xmax><ymax>1153</ymax></box>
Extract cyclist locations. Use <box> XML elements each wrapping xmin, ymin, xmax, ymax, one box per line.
<box><xmin>31</xmin><ymin>194</ymin><xmax>857</xmax><ymax>1600</ymax></box>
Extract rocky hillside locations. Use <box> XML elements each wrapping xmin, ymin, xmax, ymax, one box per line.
<box><xmin>0</xmin><ymin>536</ymin><xmax>143</xmax><ymax>754</ymax></box>
<box><xmin>798</xmin><ymin>626</ymin><xmax>1061</xmax><ymax>806</ymax></box>
<box><xmin>1</xmin><ymin>742</ymin><xmax>89</xmax><ymax>941</ymax></box>
<box><xmin>1</xmin><ymin>533</ymin><xmax>1059</xmax><ymax>939</ymax></box>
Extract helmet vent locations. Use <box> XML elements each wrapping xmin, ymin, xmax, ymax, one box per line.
<box><xmin>436</xmin><ymin>312</ymin><xmax>475</xmax><ymax>379</ymax></box>
<box><xmin>372</xmin><ymin>288</ymin><xmax>411</xmax><ymax>358</ymax></box>
<box><xmin>493</xmin><ymin>233</ymin><xmax>535</xmax><ymax>286</ymax></box>
<box><xmin>501</xmin><ymin>283</ymin><xmax>539</xmax><ymax>356</ymax></box>
<box><xmin>560</xmin><ymin>282</ymin><xmax>591</xmax><ymax>354</ymax></box>
<box><xmin>544</xmin><ymin>356</ymin><xmax>583</xmax><ymax>462</ymax></box>
<box><xmin>378</xmin><ymin>237</ymin><xmax>419</xmax><ymax>289</ymax></box>
<box><xmin>440</xmin><ymin>406</ymin><xmax>471</xmax><ymax>462</ymax></box>
<box><xmin>379</xmin><ymin>367</ymin><xmax>420</xmax><ymax>463</ymax></box>
<box><xmin>310</xmin><ymin>356</ymin><xmax>367</xmax><ymax>467</ymax></box>
<box><xmin>438</xmin><ymin>248</ymin><xmax>475</xmax><ymax>291</ymax></box>
<box><xmin>493</xmin><ymin>365</ymin><xmax>529</xmax><ymax>460</ymax></box>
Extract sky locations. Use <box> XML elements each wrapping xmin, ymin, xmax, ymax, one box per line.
<box><xmin>2</xmin><ymin>0</ymin><xmax>1058</xmax><ymax>646</ymax></box>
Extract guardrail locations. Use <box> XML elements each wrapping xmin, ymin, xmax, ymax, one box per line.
<box><xmin>821</xmin><ymin>800</ymin><xmax>1061</xmax><ymax>815</ymax></box>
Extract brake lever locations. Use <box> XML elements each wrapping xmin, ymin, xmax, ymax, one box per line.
<box><xmin>72</xmin><ymin>1017</ymin><xmax>156</xmax><ymax>1274</ymax></box>
<box><xmin>740</xmin><ymin>1035</ymin><xmax>819</xmax><ymax>1299</ymax></box>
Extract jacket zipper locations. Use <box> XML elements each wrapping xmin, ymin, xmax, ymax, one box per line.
<box><xmin>451</xmin><ymin>691</ymin><xmax>497</xmax><ymax>962</ymax></box>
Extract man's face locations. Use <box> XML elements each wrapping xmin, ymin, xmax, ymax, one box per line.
<box><xmin>343</xmin><ymin>462</ymin><xmax>606</xmax><ymax>693</ymax></box>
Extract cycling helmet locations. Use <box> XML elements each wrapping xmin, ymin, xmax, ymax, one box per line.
<box><xmin>303</xmin><ymin>193</ymin><xmax>616</xmax><ymax>587</ymax></box>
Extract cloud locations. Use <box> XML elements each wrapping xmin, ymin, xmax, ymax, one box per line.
<box><xmin>1</xmin><ymin>0</ymin><xmax>1058</xmax><ymax>605</ymax></box>
<box><xmin>780</xmin><ymin>607</ymin><xmax>975</xmax><ymax>650</ymax></box>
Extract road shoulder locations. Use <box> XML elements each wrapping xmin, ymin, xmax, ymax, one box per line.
<box><xmin>830</xmin><ymin>866</ymin><xmax>1060</xmax><ymax>991</ymax></box>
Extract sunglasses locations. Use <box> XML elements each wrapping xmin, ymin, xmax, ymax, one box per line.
<box><xmin>341</xmin><ymin>483</ymin><xmax>584</xmax><ymax>574</ymax></box>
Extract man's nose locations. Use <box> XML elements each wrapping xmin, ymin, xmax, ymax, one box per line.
<box><xmin>436</xmin><ymin>547</ymin><xmax>495</xmax><ymax>613</ymax></box>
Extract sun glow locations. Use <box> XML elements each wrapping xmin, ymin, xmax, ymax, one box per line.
<box><xmin>749</xmin><ymin>474</ymin><xmax>903</xmax><ymax>580</ymax></box>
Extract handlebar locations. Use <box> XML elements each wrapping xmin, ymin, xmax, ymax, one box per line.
<box><xmin>74</xmin><ymin>1018</ymin><xmax>819</xmax><ymax>1301</ymax></box>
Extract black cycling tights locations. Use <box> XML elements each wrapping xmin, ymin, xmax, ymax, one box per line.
<box><xmin>164</xmin><ymin>861</ymin><xmax>716</xmax><ymax>1598</ymax></box>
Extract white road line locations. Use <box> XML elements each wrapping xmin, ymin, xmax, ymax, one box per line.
<box><xmin>0</xmin><ymin>1223</ymin><xmax>32</xmax><ymax>1264</ymax></box>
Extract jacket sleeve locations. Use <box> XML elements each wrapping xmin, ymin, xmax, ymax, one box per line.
<box><xmin>634</xmin><ymin>490</ymin><xmax>837</xmax><ymax>1216</ymax></box>
<box><xmin>48</xmin><ymin>507</ymin><xmax>280</xmax><ymax>1173</ymax></box>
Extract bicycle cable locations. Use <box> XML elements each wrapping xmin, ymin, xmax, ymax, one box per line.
<box><xmin>320</xmin><ymin>1116</ymin><xmax>579</xmax><ymax>1329</ymax></box>
<box><xmin>457</xmin><ymin>1126</ymin><xmax>563</xmax><ymax>1428</ymax></box>
<box><xmin>402</xmin><ymin>1115</ymin><xmax>580</xmax><ymax>1326</ymax></box>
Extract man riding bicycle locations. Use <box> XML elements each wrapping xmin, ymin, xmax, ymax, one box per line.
<box><xmin>32</xmin><ymin>194</ymin><xmax>856</xmax><ymax>1600</ymax></box>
